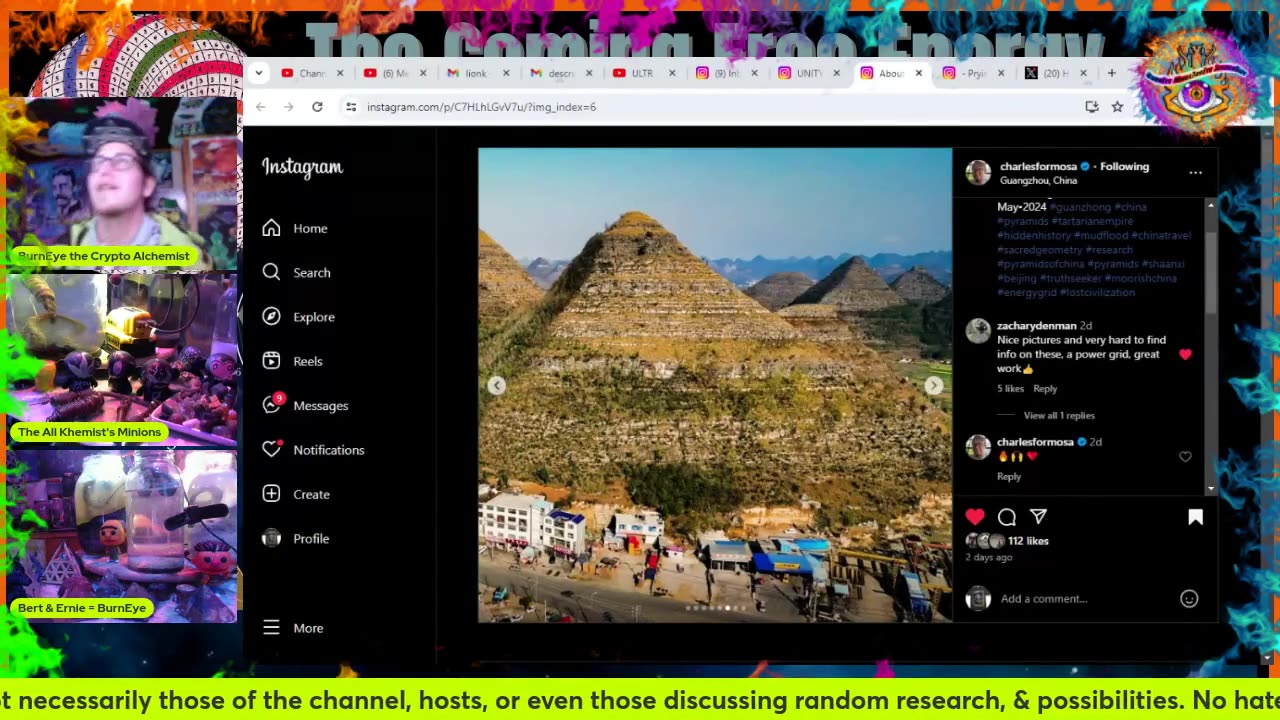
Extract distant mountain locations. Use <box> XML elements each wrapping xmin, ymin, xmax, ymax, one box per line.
<box><xmin>789</xmin><ymin>256</ymin><xmax>906</xmax><ymax>314</ymax></box>
<box><xmin>866</xmin><ymin>252</ymin><xmax>953</xmax><ymax>286</ymax></box>
<box><xmin>701</xmin><ymin>254</ymin><xmax>853</xmax><ymax>288</ymax></box>
<box><xmin>891</xmin><ymin>266</ymin><xmax>949</xmax><ymax>304</ymax></box>
<box><xmin>525</xmin><ymin>257</ymin><xmax>569</xmax><ymax>289</ymax></box>
<box><xmin>744</xmin><ymin>272</ymin><xmax>814</xmax><ymax>311</ymax></box>
<box><xmin>698</xmin><ymin>252</ymin><xmax>951</xmax><ymax>288</ymax></box>
<box><xmin>527</xmin><ymin>251</ymin><xmax>952</xmax><ymax>291</ymax></box>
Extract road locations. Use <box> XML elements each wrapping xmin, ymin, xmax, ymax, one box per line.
<box><xmin>478</xmin><ymin>561</ymin><xmax>804</xmax><ymax>624</ymax></box>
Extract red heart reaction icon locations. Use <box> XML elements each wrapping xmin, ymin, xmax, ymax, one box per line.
<box><xmin>964</xmin><ymin>508</ymin><xmax>985</xmax><ymax>525</ymax></box>
<box><xmin>1027</xmin><ymin>451</ymin><xmax>1038</xmax><ymax>461</ymax></box>
<box><xmin>1179</xmin><ymin>349</ymin><xmax>1192</xmax><ymax>360</ymax></box>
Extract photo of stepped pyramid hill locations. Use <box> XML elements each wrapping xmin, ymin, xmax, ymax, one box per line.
<box><xmin>479</xmin><ymin>145</ymin><xmax>950</xmax><ymax>526</ymax></box>
<box><xmin>745</xmin><ymin>272</ymin><xmax>816</xmax><ymax>312</ymax></box>
<box><xmin>478</xmin><ymin>211</ymin><xmax>950</xmax><ymax>528</ymax></box>
<box><xmin>890</xmin><ymin>266</ymin><xmax>950</xmax><ymax>305</ymax></box>
<box><xmin>790</xmin><ymin>256</ymin><xmax>906</xmax><ymax>314</ymax></box>
<box><xmin>479</xmin><ymin>230</ymin><xmax>544</xmax><ymax>337</ymax></box>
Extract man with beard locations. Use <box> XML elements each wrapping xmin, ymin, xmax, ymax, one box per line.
<box><xmin>50</xmin><ymin>167</ymin><xmax>86</xmax><ymax>222</ymax></box>
<box><xmin>62</xmin><ymin>114</ymin><xmax>212</xmax><ymax>271</ymax></box>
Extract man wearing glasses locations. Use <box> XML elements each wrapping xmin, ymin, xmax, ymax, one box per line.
<box><xmin>64</xmin><ymin>114</ymin><xmax>212</xmax><ymax>271</ymax></box>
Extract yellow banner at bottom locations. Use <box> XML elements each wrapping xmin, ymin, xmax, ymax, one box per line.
<box><xmin>0</xmin><ymin>679</ymin><xmax>1277</xmax><ymax>719</ymax></box>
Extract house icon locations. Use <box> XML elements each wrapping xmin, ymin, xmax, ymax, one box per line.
<box><xmin>262</xmin><ymin>218</ymin><xmax>281</xmax><ymax>237</ymax></box>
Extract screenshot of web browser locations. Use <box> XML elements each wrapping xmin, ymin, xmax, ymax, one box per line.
<box><xmin>231</xmin><ymin>55</ymin><xmax>1268</xmax><ymax>669</ymax></box>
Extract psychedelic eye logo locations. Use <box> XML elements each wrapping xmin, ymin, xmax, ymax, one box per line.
<box><xmin>1139</xmin><ymin>29</ymin><xmax>1256</xmax><ymax>137</ymax></box>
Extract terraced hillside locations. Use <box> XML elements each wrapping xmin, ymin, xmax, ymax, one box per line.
<box><xmin>478</xmin><ymin>212</ymin><xmax>951</xmax><ymax>528</ymax></box>
<box><xmin>745</xmin><ymin>272</ymin><xmax>815</xmax><ymax>312</ymax></box>
<box><xmin>478</xmin><ymin>230</ymin><xmax>544</xmax><ymax>336</ymax></box>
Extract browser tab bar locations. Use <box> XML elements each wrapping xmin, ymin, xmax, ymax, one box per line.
<box><xmin>927</xmin><ymin>57</ymin><xmax>1138</xmax><ymax>88</ymax></box>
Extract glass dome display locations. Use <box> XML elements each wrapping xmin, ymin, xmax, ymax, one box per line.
<box><xmin>8</xmin><ymin>273</ymin><xmax>107</xmax><ymax>359</ymax></box>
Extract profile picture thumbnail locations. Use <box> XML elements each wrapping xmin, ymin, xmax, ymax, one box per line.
<box><xmin>966</xmin><ymin>434</ymin><xmax>991</xmax><ymax>460</ymax></box>
<box><xmin>966</xmin><ymin>585</ymin><xmax>993</xmax><ymax>611</ymax></box>
<box><xmin>965</xmin><ymin>317</ymin><xmax>992</xmax><ymax>344</ymax></box>
<box><xmin>966</xmin><ymin>159</ymin><xmax>992</xmax><ymax>186</ymax></box>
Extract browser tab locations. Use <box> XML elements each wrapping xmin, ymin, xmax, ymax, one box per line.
<box><xmin>523</xmin><ymin>63</ymin><xmax>601</xmax><ymax>86</ymax></box>
<box><xmin>851</xmin><ymin>60</ymin><xmax>931</xmax><ymax>90</ymax></box>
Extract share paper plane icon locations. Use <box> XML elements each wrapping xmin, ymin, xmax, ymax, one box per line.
<box><xmin>1030</xmin><ymin>509</ymin><xmax>1047</xmax><ymax>525</ymax></box>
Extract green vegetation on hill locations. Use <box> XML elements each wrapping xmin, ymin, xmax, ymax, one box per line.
<box><xmin>622</xmin><ymin>460</ymin><xmax>745</xmax><ymax>517</ymax></box>
<box><xmin>920</xmin><ymin>292</ymin><xmax>954</xmax><ymax>357</ymax></box>
<box><xmin>477</xmin><ymin>235</ymin><xmax>606</xmax><ymax>415</ymax></box>
<box><xmin>861</xmin><ymin>292</ymin><xmax>953</xmax><ymax>359</ymax></box>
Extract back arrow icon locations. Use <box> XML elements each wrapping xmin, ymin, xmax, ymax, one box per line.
<box><xmin>256</xmin><ymin>103</ymin><xmax>265</xmax><ymax>111</ymax></box>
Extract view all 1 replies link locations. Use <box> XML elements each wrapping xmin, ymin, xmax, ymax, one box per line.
<box><xmin>952</xmin><ymin>148</ymin><xmax>1217</xmax><ymax>623</ymax></box>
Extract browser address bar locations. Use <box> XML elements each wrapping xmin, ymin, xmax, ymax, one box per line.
<box><xmin>245</xmin><ymin>89</ymin><xmax>1145</xmax><ymax>126</ymax></box>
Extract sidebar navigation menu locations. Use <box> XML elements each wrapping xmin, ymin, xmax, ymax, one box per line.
<box><xmin>243</xmin><ymin>127</ymin><xmax>438</xmax><ymax>664</ymax></box>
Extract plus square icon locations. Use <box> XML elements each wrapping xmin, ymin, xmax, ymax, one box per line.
<box><xmin>263</xmin><ymin>484</ymin><xmax>282</xmax><ymax>502</ymax></box>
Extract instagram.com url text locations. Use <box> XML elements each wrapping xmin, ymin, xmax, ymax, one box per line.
<box><xmin>364</xmin><ymin>101</ymin><xmax>599</xmax><ymax>116</ymax></box>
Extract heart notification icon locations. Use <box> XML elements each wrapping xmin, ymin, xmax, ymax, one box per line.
<box><xmin>262</xmin><ymin>439</ymin><xmax>284</xmax><ymax>458</ymax></box>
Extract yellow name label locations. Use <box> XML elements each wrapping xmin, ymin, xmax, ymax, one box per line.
<box><xmin>10</xmin><ymin>598</ymin><xmax>154</xmax><ymax>619</ymax></box>
<box><xmin>11</xmin><ymin>246</ymin><xmax>199</xmax><ymax>267</ymax></box>
<box><xmin>10</xmin><ymin>422</ymin><xmax>170</xmax><ymax>443</ymax></box>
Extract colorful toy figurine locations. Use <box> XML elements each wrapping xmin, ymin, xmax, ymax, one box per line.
<box><xmin>107</xmin><ymin>351</ymin><xmax>136</xmax><ymax>394</ymax></box>
<box><xmin>99</xmin><ymin>519</ymin><xmax>127</xmax><ymax>562</ymax></box>
<box><xmin>204</xmin><ymin>353</ymin><xmax>238</xmax><ymax>383</ymax></box>
<box><xmin>176</xmin><ymin>346</ymin><xmax>208</xmax><ymax>377</ymax></box>
<box><xmin>61</xmin><ymin>351</ymin><xmax>99</xmax><ymax>392</ymax></box>
<box><xmin>187</xmin><ymin>540</ymin><xmax>236</xmax><ymax>584</ymax></box>
<box><xmin>138</xmin><ymin>358</ymin><xmax>176</xmax><ymax>402</ymax></box>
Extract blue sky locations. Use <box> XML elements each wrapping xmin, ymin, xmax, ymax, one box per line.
<box><xmin>478</xmin><ymin>147</ymin><xmax>951</xmax><ymax>260</ymax></box>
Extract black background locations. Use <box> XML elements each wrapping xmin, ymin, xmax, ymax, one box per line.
<box><xmin>950</xmin><ymin>147</ymin><xmax>1221</xmax><ymax>623</ymax></box>
<box><xmin>239</xmin><ymin>125</ymin><xmax>1260</xmax><ymax>672</ymax></box>
<box><xmin>241</xmin><ymin>130</ymin><xmax>438</xmax><ymax>666</ymax></box>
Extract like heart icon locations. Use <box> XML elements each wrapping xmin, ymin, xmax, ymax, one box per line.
<box><xmin>1179</xmin><ymin>349</ymin><xmax>1192</xmax><ymax>360</ymax></box>
<box><xmin>1027</xmin><ymin>451</ymin><xmax>1038</xmax><ymax>461</ymax></box>
<box><xmin>964</xmin><ymin>508</ymin><xmax>985</xmax><ymax>525</ymax></box>
<box><xmin>262</xmin><ymin>439</ymin><xmax>283</xmax><ymax>457</ymax></box>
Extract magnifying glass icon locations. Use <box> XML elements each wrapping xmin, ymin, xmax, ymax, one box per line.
<box><xmin>262</xmin><ymin>263</ymin><xmax>280</xmax><ymax>281</ymax></box>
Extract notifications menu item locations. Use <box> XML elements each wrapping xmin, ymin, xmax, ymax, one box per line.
<box><xmin>952</xmin><ymin>148</ymin><xmax>1218</xmax><ymax>622</ymax></box>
